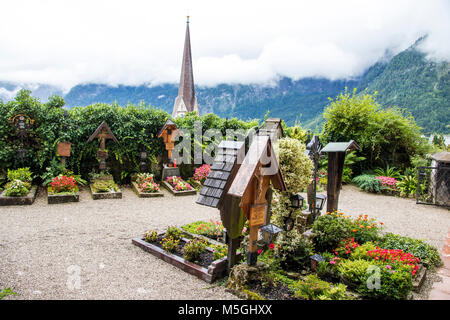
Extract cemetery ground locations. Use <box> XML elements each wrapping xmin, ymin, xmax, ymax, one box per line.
<box><xmin>0</xmin><ymin>184</ymin><xmax>449</xmax><ymax>300</ymax></box>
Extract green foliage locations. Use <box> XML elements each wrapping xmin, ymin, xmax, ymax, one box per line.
<box><xmin>357</xmin><ymin>263</ymin><xmax>413</xmax><ymax>300</ymax></box>
<box><xmin>7</xmin><ymin>167</ymin><xmax>33</xmax><ymax>183</ymax></box>
<box><xmin>337</xmin><ymin>259</ymin><xmax>374</xmax><ymax>284</ymax></box>
<box><xmin>213</xmin><ymin>244</ymin><xmax>228</xmax><ymax>260</ymax></box>
<box><xmin>290</xmin><ymin>274</ymin><xmax>348</xmax><ymax>300</ymax></box>
<box><xmin>0</xmin><ymin>288</ymin><xmax>16</xmax><ymax>300</ymax></box>
<box><xmin>312</xmin><ymin>212</ymin><xmax>353</xmax><ymax>252</ymax></box>
<box><xmin>396</xmin><ymin>175</ymin><xmax>418</xmax><ymax>198</ymax></box>
<box><xmin>374</xmin><ymin>164</ymin><xmax>401</xmax><ymax>179</ymax></box>
<box><xmin>378</xmin><ymin>233</ymin><xmax>442</xmax><ymax>269</ymax></box>
<box><xmin>321</xmin><ymin>89</ymin><xmax>428</xmax><ymax>173</ymax></box>
<box><xmin>276</xmin><ymin>137</ymin><xmax>313</xmax><ymax>193</ymax></box>
<box><xmin>160</xmin><ymin>236</ymin><xmax>180</xmax><ymax>253</ymax></box>
<box><xmin>165</xmin><ymin>226</ymin><xmax>183</xmax><ymax>240</ymax></box>
<box><xmin>91</xmin><ymin>179</ymin><xmax>118</xmax><ymax>193</ymax></box>
<box><xmin>352</xmin><ymin>174</ymin><xmax>384</xmax><ymax>193</ymax></box>
<box><xmin>182</xmin><ymin>238</ymin><xmax>207</xmax><ymax>262</ymax></box>
<box><xmin>274</xmin><ymin>233</ymin><xmax>314</xmax><ymax>271</ymax></box>
<box><xmin>350</xmin><ymin>242</ymin><xmax>377</xmax><ymax>260</ymax></box>
<box><xmin>143</xmin><ymin>229</ymin><xmax>159</xmax><ymax>243</ymax></box>
<box><xmin>4</xmin><ymin>179</ymin><xmax>30</xmax><ymax>196</ymax></box>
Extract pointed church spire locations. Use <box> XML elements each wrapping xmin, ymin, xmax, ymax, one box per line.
<box><xmin>172</xmin><ymin>16</ymin><xmax>199</xmax><ymax>118</ymax></box>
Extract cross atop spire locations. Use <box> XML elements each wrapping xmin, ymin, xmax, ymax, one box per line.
<box><xmin>172</xmin><ymin>16</ymin><xmax>199</xmax><ymax>118</ymax></box>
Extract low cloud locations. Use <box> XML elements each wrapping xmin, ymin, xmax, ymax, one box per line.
<box><xmin>0</xmin><ymin>0</ymin><xmax>448</xmax><ymax>90</ymax></box>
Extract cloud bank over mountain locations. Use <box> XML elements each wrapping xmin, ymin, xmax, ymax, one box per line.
<box><xmin>0</xmin><ymin>0</ymin><xmax>448</xmax><ymax>90</ymax></box>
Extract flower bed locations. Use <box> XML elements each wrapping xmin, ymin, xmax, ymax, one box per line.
<box><xmin>89</xmin><ymin>175</ymin><xmax>122</xmax><ymax>200</ymax></box>
<box><xmin>131</xmin><ymin>173</ymin><xmax>163</xmax><ymax>198</ymax></box>
<box><xmin>0</xmin><ymin>168</ymin><xmax>38</xmax><ymax>206</ymax></box>
<box><xmin>162</xmin><ymin>176</ymin><xmax>196</xmax><ymax>196</ymax></box>
<box><xmin>47</xmin><ymin>174</ymin><xmax>81</xmax><ymax>204</ymax></box>
<box><xmin>132</xmin><ymin>226</ymin><xmax>238</xmax><ymax>283</ymax></box>
<box><xmin>223</xmin><ymin>210</ymin><xmax>439</xmax><ymax>300</ymax></box>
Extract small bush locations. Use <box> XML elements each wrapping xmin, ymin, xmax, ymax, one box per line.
<box><xmin>183</xmin><ymin>238</ymin><xmax>207</xmax><ymax>262</ymax></box>
<box><xmin>160</xmin><ymin>236</ymin><xmax>180</xmax><ymax>253</ymax></box>
<box><xmin>7</xmin><ymin>167</ymin><xmax>33</xmax><ymax>183</ymax></box>
<box><xmin>290</xmin><ymin>274</ymin><xmax>348</xmax><ymax>300</ymax></box>
<box><xmin>337</xmin><ymin>259</ymin><xmax>374</xmax><ymax>284</ymax></box>
<box><xmin>92</xmin><ymin>179</ymin><xmax>118</xmax><ymax>193</ymax></box>
<box><xmin>213</xmin><ymin>245</ymin><xmax>228</xmax><ymax>260</ymax></box>
<box><xmin>4</xmin><ymin>180</ymin><xmax>30</xmax><ymax>197</ymax></box>
<box><xmin>165</xmin><ymin>226</ymin><xmax>183</xmax><ymax>240</ymax></box>
<box><xmin>349</xmin><ymin>214</ymin><xmax>382</xmax><ymax>244</ymax></box>
<box><xmin>49</xmin><ymin>175</ymin><xmax>78</xmax><ymax>194</ymax></box>
<box><xmin>275</xmin><ymin>234</ymin><xmax>314</xmax><ymax>271</ymax></box>
<box><xmin>377</xmin><ymin>233</ymin><xmax>442</xmax><ymax>269</ymax></box>
<box><xmin>143</xmin><ymin>229</ymin><xmax>159</xmax><ymax>243</ymax></box>
<box><xmin>396</xmin><ymin>175</ymin><xmax>418</xmax><ymax>198</ymax></box>
<box><xmin>312</xmin><ymin>212</ymin><xmax>353</xmax><ymax>252</ymax></box>
<box><xmin>350</xmin><ymin>242</ymin><xmax>377</xmax><ymax>260</ymax></box>
<box><xmin>193</xmin><ymin>164</ymin><xmax>211</xmax><ymax>184</ymax></box>
<box><xmin>333</xmin><ymin>238</ymin><xmax>360</xmax><ymax>259</ymax></box>
<box><xmin>352</xmin><ymin>174</ymin><xmax>384</xmax><ymax>193</ymax></box>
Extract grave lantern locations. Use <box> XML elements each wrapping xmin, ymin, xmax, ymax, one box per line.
<box><xmin>310</xmin><ymin>254</ymin><xmax>326</xmax><ymax>271</ymax></box>
<box><xmin>315</xmin><ymin>194</ymin><xmax>327</xmax><ymax>212</ymax></box>
<box><xmin>259</xmin><ymin>223</ymin><xmax>283</xmax><ymax>245</ymax></box>
<box><xmin>290</xmin><ymin>193</ymin><xmax>304</xmax><ymax>209</ymax></box>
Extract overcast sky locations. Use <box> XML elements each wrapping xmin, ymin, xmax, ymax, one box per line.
<box><xmin>0</xmin><ymin>0</ymin><xmax>448</xmax><ymax>90</ymax></box>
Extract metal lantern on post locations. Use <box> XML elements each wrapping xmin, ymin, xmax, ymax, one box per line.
<box><xmin>315</xmin><ymin>194</ymin><xmax>327</xmax><ymax>212</ymax></box>
<box><xmin>310</xmin><ymin>254</ymin><xmax>326</xmax><ymax>271</ymax></box>
<box><xmin>259</xmin><ymin>223</ymin><xmax>283</xmax><ymax>245</ymax></box>
<box><xmin>290</xmin><ymin>193</ymin><xmax>304</xmax><ymax>209</ymax></box>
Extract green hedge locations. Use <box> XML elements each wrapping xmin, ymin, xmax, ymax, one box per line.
<box><xmin>0</xmin><ymin>90</ymin><xmax>257</xmax><ymax>184</ymax></box>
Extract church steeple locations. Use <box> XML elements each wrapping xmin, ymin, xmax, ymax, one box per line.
<box><xmin>172</xmin><ymin>16</ymin><xmax>199</xmax><ymax>118</ymax></box>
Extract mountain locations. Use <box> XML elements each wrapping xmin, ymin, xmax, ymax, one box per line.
<box><xmin>0</xmin><ymin>81</ymin><xmax>62</xmax><ymax>103</ymax></box>
<box><xmin>1</xmin><ymin>39</ymin><xmax>448</xmax><ymax>134</ymax></box>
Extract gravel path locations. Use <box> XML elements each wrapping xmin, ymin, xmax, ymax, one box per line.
<box><xmin>0</xmin><ymin>184</ymin><xmax>448</xmax><ymax>300</ymax></box>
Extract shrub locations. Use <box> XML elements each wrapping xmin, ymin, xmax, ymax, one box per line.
<box><xmin>378</xmin><ymin>233</ymin><xmax>442</xmax><ymax>269</ymax></box>
<box><xmin>350</xmin><ymin>242</ymin><xmax>378</xmax><ymax>260</ymax></box>
<box><xmin>374</xmin><ymin>165</ymin><xmax>401</xmax><ymax>179</ymax></box>
<box><xmin>4</xmin><ymin>179</ymin><xmax>30</xmax><ymax>196</ymax></box>
<box><xmin>396</xmin><ymin>175</ymin><xmax>418</xmax><ymax>198</ymax></box>
<box><xmin>143</xmin><ymin>229</ymin><xmax>159</xmax><ymax>243</ymax></box>
<box><xmin>374</xmin><ymin>176</ymin><xmax>398</xmax><ymax>191</ymax></box>
<box><xmin>333</xmin><ymin>238</ymin><xmax>360</xmax><ymax>259</ymax></box>
<box><xmin>92</xmin><ymin>179</ymin><xmax>118</xmax><ymax>193</ymax></box>
<box><xmin>352</xmin><ymin>174</ymin><xmax>384</xmax><ymax>193</ymax></box>
<box><xmin>312</xmin><ymin>211</ymin><xmax>353</xmax><ymax>252</ymax></box>
<box><xmin>357</xmin><ymin>264</ymin><xmax>412</xmax><ymax>300</ymax></box>
<box><xmin>337</xmin><ymin>259</ymin><xmax>374</xmax><ymax>284</ymax></box>
<box><xmin>165</xmin><ymin>226</ymin><xmax>183</xmax><ymax>240</ymax></box>
<box><xmin>213</xmin><ymin>245</ymin><xmax>228</xmax><ymax>260</ymax></box>
<box><xmin>7</xmin><ymin>167</ymin><xmax>33</xmax><ymax>183</ymax></box>
<box><xmin>183</xmin><ymin>238</ymin><xmax>207</xmax><ymax>262</ymax></box>
<box><xmin>160</xmin><ymin>236</ymin><xmax>180</xmax><ymax>253</ymax></box>
<box><xmin>349</xmin><ymin>214</ymin><xmax>382</xmax><ymax>244</ymax></box>
<box><xmin>193</xmin><ymin>164</ymin><xmax>211</xmax><ymax>184</ymax></box>
<box><xmin>290</xmin><ymin>274</ymin><xmax>348</xmax><ymax>300</ymax></box>
<box><xmin>366</xmin><ymin>247</ymin><xmax>420</xmax><ymax>276</ymax></box>
<box><xmin>275</xmin><ymin>233</ymin><xmax>314</xmax><ymax>271</ymax></box>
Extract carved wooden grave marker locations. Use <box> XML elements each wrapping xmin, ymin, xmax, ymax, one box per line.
<box><xmin>228</xmin><ymin>135</ymin><xmax>286</xmax><ymax>266</ymax></box>
<box><xmin>87</xmin><ymin>121</ymin><xmax>119</xmax><ymax>171</ymax></box>
<box><xmin>158</xmin><ymin>119</ymin><xmax>182</xmax><ymax>179</ymax></box>
<box><xmin>10</xmin><ymin>114</ymin><xmax>34</xmax><ymax>164</ymax></box>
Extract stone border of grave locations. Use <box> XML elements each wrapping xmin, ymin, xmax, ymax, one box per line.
<box><xmin>132</xmin><ymin>235</ymin><xmax>239</xmax><ymax>283</ymax></box>
<box><xmin>131</xmin><ymin>181</ymin><xmax>164</xmax><ymax>198</ymax></box>
<box><xmin>47</xmin><ymin>190</ymin><xmax>80</xmax><ymax>204</ymax></box>
<box><xmin>0</xmin><ymin>185</ymin><xmax>38</xmax><ymax>206</ymax></box>
<box><xmin>89</xmin><ymin>184</ymin><xmax>122</xmax><ymax>200</ymax></box>
<box><xmin>161</xmin><ymin>180</ymin><xmax>197</xmax><ymax>197</ymax></box>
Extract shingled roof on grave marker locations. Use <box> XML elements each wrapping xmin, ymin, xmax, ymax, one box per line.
<box><xmin>87</xmin><ymin>121</ymin><xmax>119</xmax><ymax>144</ymax></box>
<box><xmin>196</xmin><ymin>140</ymin><xmax>245</xmax><ymax>208</ymax></box>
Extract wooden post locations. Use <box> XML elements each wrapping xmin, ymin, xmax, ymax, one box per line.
<box><xmin>326</xmin><ymin>152</ymin><xmax>346</xmax><ymax>213</ymax></box>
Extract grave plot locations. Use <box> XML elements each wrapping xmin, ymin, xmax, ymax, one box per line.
<box><xmin>0</xmin><ymin>168</ymin><xmax>38</xmax><ymax>206</ymax></box>
<box><xmin>131</xmin><ymin>173</ymin><xmax>164</xmax><ymax>198</ymax></box>
<box><xmin>87</xmin><ymin>121</ymin><xmax>122</xmax><ymax>200</ymax></box>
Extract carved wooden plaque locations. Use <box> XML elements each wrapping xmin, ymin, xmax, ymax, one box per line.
<box><xmin>249</xmin><ymin>203</ymin><xmax>265</xmax><ymax>227</ymax></box>
<box><xmin>57</xmin><ymin>142</ymin><xmax>71</xmax><ymax>157</ymax></box>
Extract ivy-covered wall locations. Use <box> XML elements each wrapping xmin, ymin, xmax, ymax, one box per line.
<box><xmin>0</xmin><ymin>90</ymin><xmax>257</xmax><ymax>184</ymax></box>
